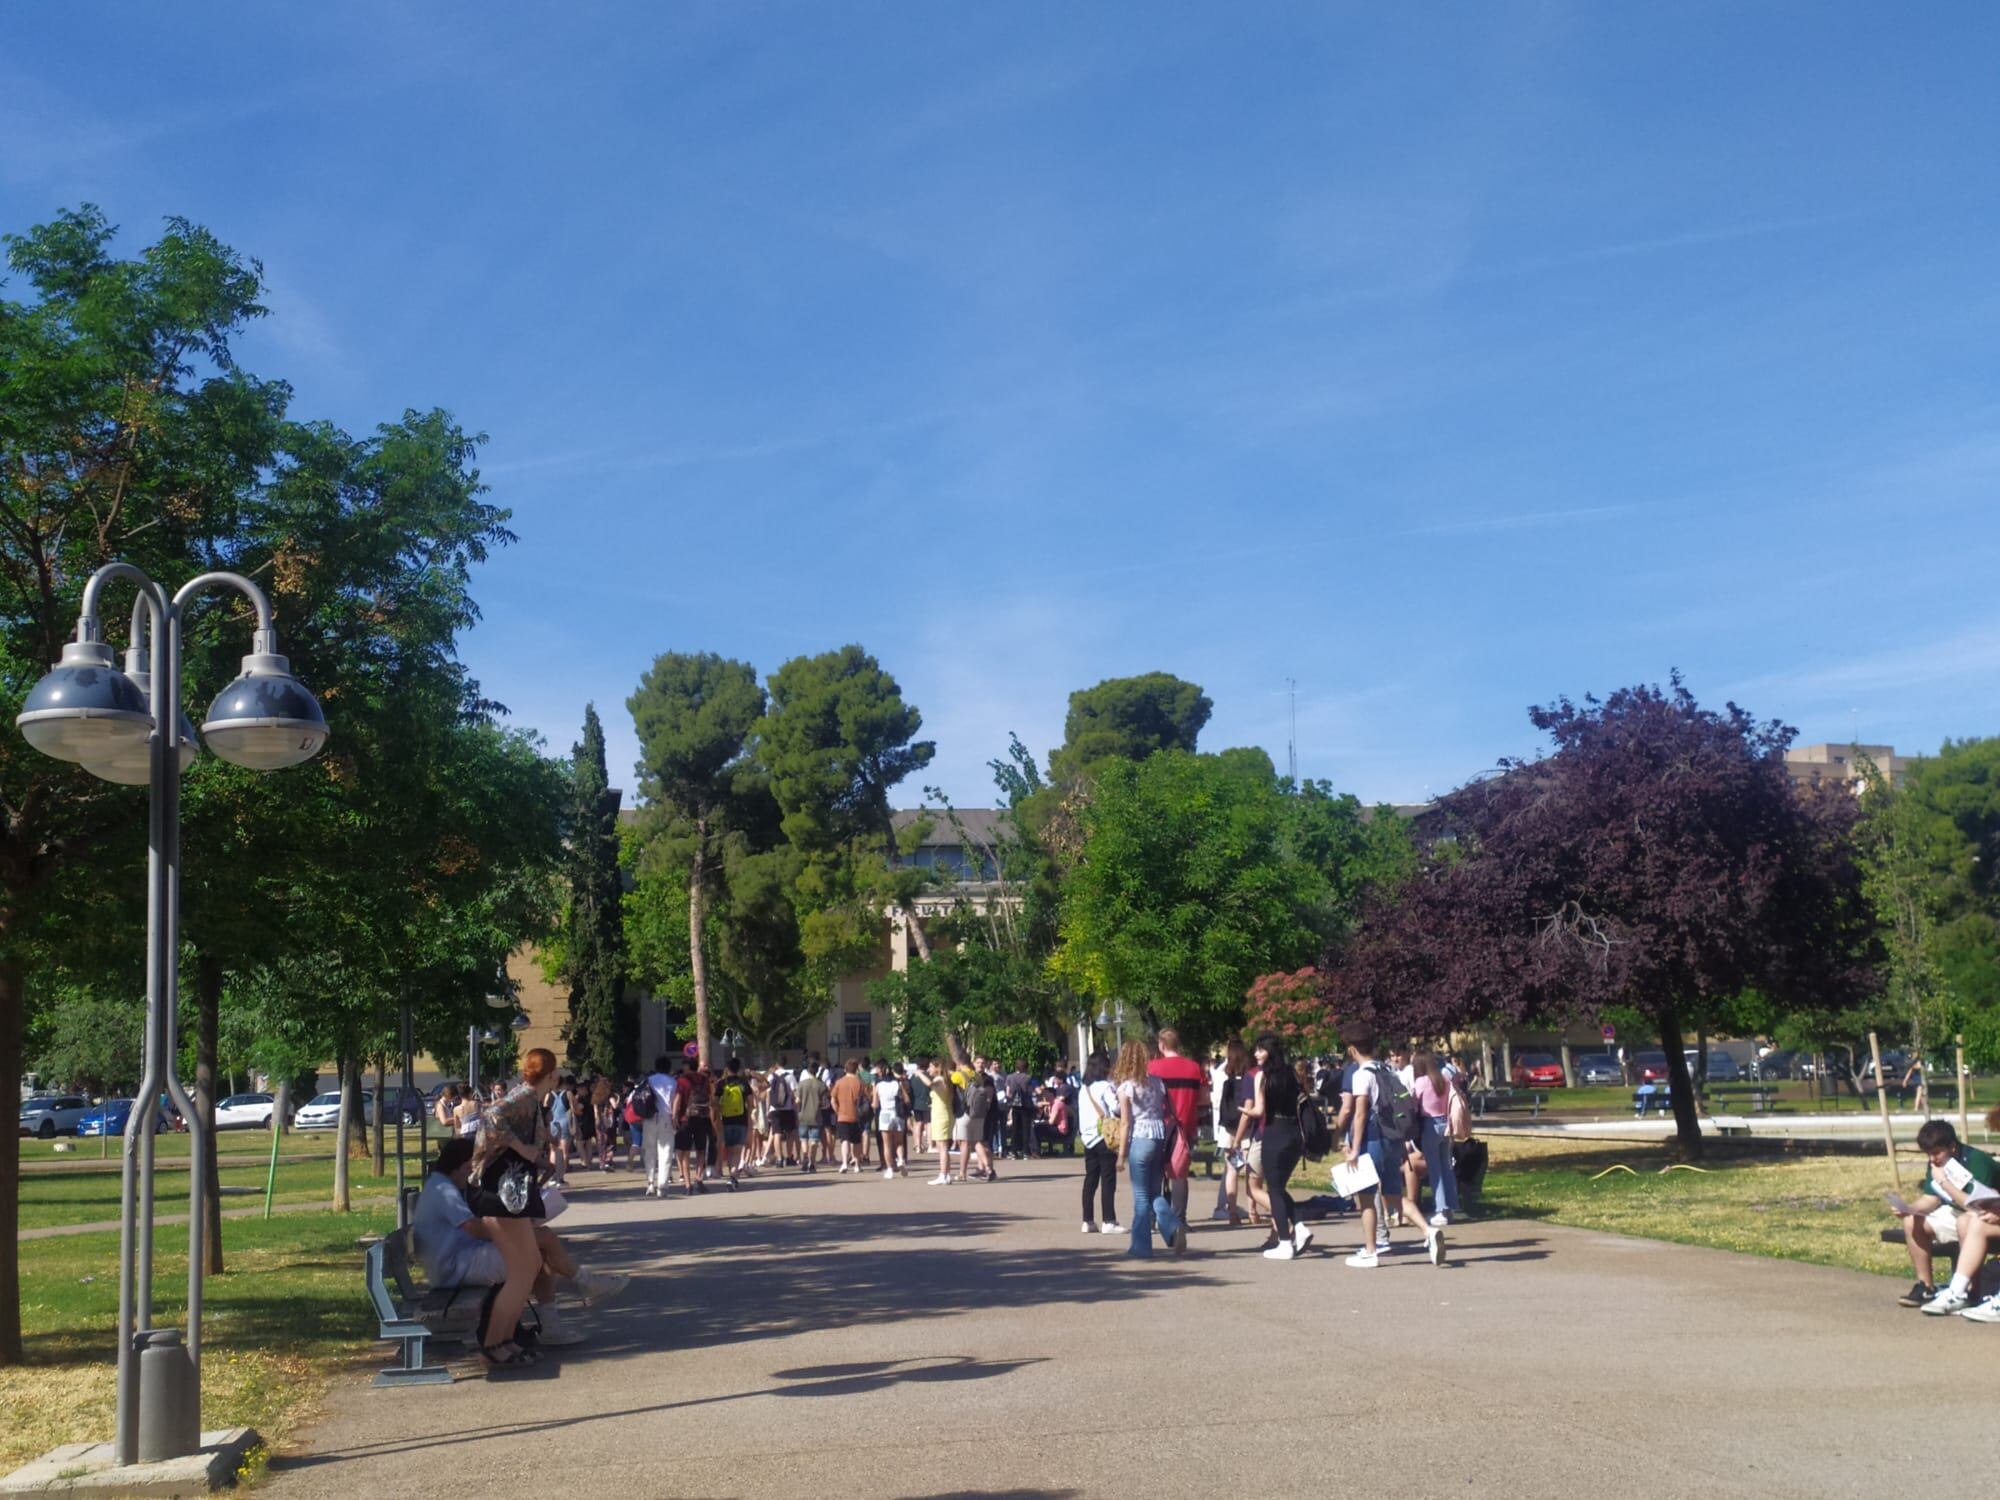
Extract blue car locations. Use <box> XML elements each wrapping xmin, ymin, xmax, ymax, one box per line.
<box><xmin>76</xmin><ymin>1099</ymin><xmax>171</xmax><ymax>1137</ymax></box>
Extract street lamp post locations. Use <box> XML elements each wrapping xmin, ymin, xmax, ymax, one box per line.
<box><xmin>16</xmin><ymin>563</ymin><xmax>326</xmax><ymax>1468</ymax></box>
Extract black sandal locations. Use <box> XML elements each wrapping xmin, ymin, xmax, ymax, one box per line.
<box><xmin>480</xmin><ymin>1340</ymin><xmax>541</xmax><ymax>1373</ymax></box>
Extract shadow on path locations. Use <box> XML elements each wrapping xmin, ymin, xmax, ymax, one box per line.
<box><xmin>270</xmin><ymin>1356</ymin><xmax>1049</xmax><ymax>1471</ymax></box>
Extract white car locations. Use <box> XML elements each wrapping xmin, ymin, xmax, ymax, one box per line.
<box><xmin>214</xmin><ymin>1092</ymin><xmax>281</xmax><ymax>1130</ymax></box>
<box><xmin>19</xmin><ymin>1094</ymin><xmax>91</xmax><ymax>1138</ymax></box>
<box><xmin>292</xmin><ymin>1091</ymin><xmax>350</xmax><ymax>1130</ymax></box>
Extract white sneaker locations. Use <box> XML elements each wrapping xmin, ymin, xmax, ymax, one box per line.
<box><xmin>1292</xmin><ymin>1223</ymin><xmax>1314</xmax><ymax>1254</ymax></box>
<box><xmin>1427</xmin><ymin>1225</ymin><xmax>1447</xmax><ymax>1267</ymax></box>
<box><xmin>929</xmin><ymin>1174</ymin><xmax>952</xmax><ymax>1185</ymax></box>
<box><xmin>574</xmin><ymin>1269</ymin><xmax>630</xmax><ymax>1307</ymax></box>
<box><xmin>1345</xmin><ymin>1250</ymin><xmax>1379</xmax><ymax>1269</ymax></box>
<box><xmin>1082</xmin><ymin>1221</ymin><xmax>1095</xmax><ymax>1234</ymax></box>
<box><xmin>1262</xmin><ymin>1241</ymin><xmax>1297</xmax><ymax>1260</ymax></box>
<box><xmin>1429</xmin><ymin>1211</ymin><xmax>1450</xmax><ymax>1227</ymax></box>
<box><xmin>534</xmin><ymin>1303</ymin><xmax>585</xmax><ymax>1347</ymax></box>
<box><xmin>881</xmin><ymin>1168</ymin><xmax>895</xmax><ymax>1179</ymax></box>
<box><xmin>1101</xmin><ymin>1222</ymin><xmax>1124</xmax><ymax>1234</ymax></box>
<box><xmin>1922</xmin><ymin>1285</ymin><xmax>1972</xmax><ymax>1315</ymax></box>
<box><xmin>1959</xmin><ymin>1294</ymin><xmax>2000</xmax><ymax>1323</ymax></box>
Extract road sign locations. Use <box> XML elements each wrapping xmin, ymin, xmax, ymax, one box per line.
<box><xmin>1601</xmin><ymin>1024</ymin><xmax>1616</xmax><ymax>1041</ymax></box>
<box><xmin>683</xmin><ymin>1040</ymin><xmax>699</xmax><ymax>1058</ymax></box>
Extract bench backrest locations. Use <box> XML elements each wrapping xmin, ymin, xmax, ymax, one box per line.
<box><xmin>364</xmin><ymin>1241</ymin><xmax>400</xmax><ymax>1324</ymax></box>
<box><xmin>383</xmin><ymin>1225</ymin><xmax>424</xmax><ymax>1304</ymax></box>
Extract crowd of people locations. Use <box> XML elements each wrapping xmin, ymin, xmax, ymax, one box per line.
<box><xmin>410</xmin><ymin>1036</ymin><xmax>2000</xmax><ymax>1376</ymax></box>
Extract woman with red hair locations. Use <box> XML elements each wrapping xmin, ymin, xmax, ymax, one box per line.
<box><xmin>468</xmin><ymin>1047</ymin><xmax>560</xmax><ymax>1372</ymax></box>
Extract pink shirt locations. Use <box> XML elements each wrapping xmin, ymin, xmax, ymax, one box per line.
<box><xmin>1411</xmin><ymin>1075</ymin><xmax>1453</xmax><ymax>1119</ymax></box>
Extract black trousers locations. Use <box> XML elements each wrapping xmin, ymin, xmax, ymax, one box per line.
<box><xmin>1007</xmin><ymin>1105</ymin><xmax>1035</xmax><ymax>1157</ymax></box>
<box><xmin>1082</xmin><ymin>1141</ymin><xmax>1117</xmax><ymax>1225</ymax></box>
<box><xmin>1262</xmin><ymin>1118</ymin><xmax>1303</xmax><ymax>1240</ymax></box>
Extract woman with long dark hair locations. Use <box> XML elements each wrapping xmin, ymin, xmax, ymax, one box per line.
<box><xmin>1411</xmin><ymin>1047</ymin><xmax>1460</xmax><ymax>1225</ymax></box>
<box><xmin>1237</xmin><ymin>1032</ymin><xmax>1311</xmax><ymax>1260</ymax></box>
<box><xmin>1077</xmin><ymin>1051</ymin><xmax>1120</xmax><ymax>1234</ymax></box>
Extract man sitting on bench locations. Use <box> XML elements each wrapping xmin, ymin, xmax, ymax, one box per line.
<box><xmin>413</xmin><ymin>1138</ymin><xmax>626</xmax><ymax>1345</ymax></box>
<box><xmin>1892</xmin><ymin>1120</ymin><xmax>1998</xmax><ymax>1313</ymax></box>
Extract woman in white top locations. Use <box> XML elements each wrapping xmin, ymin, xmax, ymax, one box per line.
<box><xmin>874</xmin><ymin>1065</ymin><xmax>908</xmax><ymax>1178</ymax></box>
<box><xmin>1114</xmin><ymin>1039</ymin><xmax>1186</xmax><ymax>1259</ymax></box>
<box><xmin>1076</xmin><ymin>1052</ymin><xmax>1121</xmax><ymax>1234</ymax></box>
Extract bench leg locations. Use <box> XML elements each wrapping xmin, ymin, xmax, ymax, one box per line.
<box><xmin>374</xmin><ymin>1331</ymin><xmax>453</xmax><ymax>1387</ymax></box>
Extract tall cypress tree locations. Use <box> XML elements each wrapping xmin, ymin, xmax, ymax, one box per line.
<box><xmin>563</xmin><ymin>705</ymin><xmax>630</xmax><ymax>1074</ymax></box>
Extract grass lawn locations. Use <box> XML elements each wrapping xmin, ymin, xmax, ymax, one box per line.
<box><xmin>4</xmin><ymin>1210</ymin><xmax>394</xmax><ymax>1474</ymax></box>
<box><xmin>20</xmin><ymin>1127</ymin><xmax>435</xmax><ymax>1167</ymax></box>
<box><xmin>1493</xmin><ymin>1080</ymin><xmax>1970</xmax><ymax>1118</ymax></box>
<box><xmin>19</xmin><ymin>1158</ymin><xmax>405</xmax><ymax>1231</ymax></box>
<box><xmin>1301</xmin><ymin>1135</ymin><xmax>1929</xmax><ymax>1278</ymax></box>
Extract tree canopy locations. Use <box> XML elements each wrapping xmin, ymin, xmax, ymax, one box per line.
<box><xmin>1322</xmin><ymin>677</ymin><xmax>1877</xmax><ymax>1155</ymax></box>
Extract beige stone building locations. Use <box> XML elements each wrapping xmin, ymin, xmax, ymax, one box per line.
<box><xmin>1784</xmin><ymin>741</ymin><xmax>1920</xmax><ymax>790</ymax></box>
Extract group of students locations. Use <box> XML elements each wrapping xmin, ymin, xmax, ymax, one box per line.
<box><xmin>1893</xmin><ymin>1114</ymin><xmax>2000</xmax><ymax>1322</ymax></box>
<box><xmin>1076</xmin><ymin>1029</ymin><xmax>1475</xmax><ymax>1268</ymax></box>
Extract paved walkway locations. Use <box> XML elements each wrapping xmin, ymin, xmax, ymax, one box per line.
<box><xmin>270</xmin><ymin>1158</ymin><xmax>1993</xmax><ymax>1500</ymax></box>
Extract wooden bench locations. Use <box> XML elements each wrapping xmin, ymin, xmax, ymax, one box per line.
<box><xmin>1632</xmin><ymin>1086</ymin><xmax>1691</xmax><ymax>1118</ymax></box>
<box><xmin>1890</xmin><ymin>1081</ymin><xmax>1961</xmax><ymax>1110</ymax></box>
<box><xmin>1705</xmin><ymin>1084</ymin><xmax>1778</xmax><ymax>1114</ymax></box>
<box><xmin>1472</xmin><ymin>1088</ymin><xmax>1545</xmax><ymax>1120</ymax></box>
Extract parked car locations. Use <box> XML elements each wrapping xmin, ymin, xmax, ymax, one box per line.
<box><xmin>1574</xmin><ymin>1053</ymin><xmax>1624</xmax><ymax>1086</ymax></box>
<box><xmin>19</xmin><ymin>1094</ymin><xmax>91</xmax><ymax>1138</ymax></box>
<box><xmin>1511</xmin><ymin>1053</ymin><xmax>1566</xmax><ymax>1088</ymax></box>
<box><xmin>293</xmin><ymin>1091</ymin><xmax>349</xmax><ymax>1130</ymax></box>
<box><xmin>1685</xmin><ymin>1050</ymin><xmax>1743</xmax><ymax>1082</ymax></box>
<box><xmin>372</xmin><ymin>1087</ymin><xmax>428</xmax><ymax>1127</ymax></box>
<box><xmin>294</xmin><ymin>1088</ymin><xmax>426</xmax><ymax>1130</ymax></box>
<box><xmin>214</xmin><ymin>1092</ymin><xmax>282</xmax><ymax>1130</ymax></box>
<box><xmin>77</xmin><ymin>1099</ymin><xmax>170</xmax><ymax>1136</ymax></box>
<box><xmin>1752</xmin><ymin>1049</ymin><xmax>1798</xmax><ymax>1081</ymax></box>
<box><xmin>1633</xmin><ymin>1050</ymin><xmax>1672</xmax><ymax>1084</ymax></box>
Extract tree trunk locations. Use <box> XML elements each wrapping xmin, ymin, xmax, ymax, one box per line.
<box><xmin>689</xmin><ymin>816</ymin><xmax>713</xmax><ymax>1068</ymax></box>
<box><xmin>333</xmin><ymin>1052</ymin><xmax>358</xmax><ymax>1212</ymax></box>
<box><xmin>372</xmin><ymin>1054</ymin><xmax>387</xmax><ymax>1177</ymax></box>
<box><xmin>195</xmin><ymin>955</ymin><xmax>224</xmax><ymax>1276</ymax></box>
<box><xmin>0</xmin><ymin>953</ymin><xmax>24</xmax><ymax>1364</ymax></box>
<box><xmin>1656</xmin><ymin>1006</ymin><xmax>1704</xmax><ymax>1159</ymax></box>
<box><xmin>1559</xmin><ymin>1041</ymin><xmax>1575</xmax><ymax>1090</ymax></box>
<box><xmin>273</xmin><ymin>1079</ymin><xmax>289</xmax><ymax>1142</ymax></box>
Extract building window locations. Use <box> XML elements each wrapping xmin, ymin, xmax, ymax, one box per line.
<box><xmin>844</xmin><ymin>1012</ymin><xmax>872</xmax><ymax>1051</ymax></box>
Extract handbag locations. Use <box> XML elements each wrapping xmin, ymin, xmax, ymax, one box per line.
<box><xmin>1447</xmin><ymin>1081</ymin><xmax>1473</xmax><ymax>1143</ymax></box>
<box><xmin>496</xmin><ymin>1158</ymin><xmax>534</xmax><ymax>1215</ymax></box>
<box><xmin>1091</xmin><ymin>1085</ymin><xmax>1124</xmax><ymax>1153</ymax></box>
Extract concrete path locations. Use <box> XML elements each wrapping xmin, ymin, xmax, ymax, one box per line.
<box><xmin>269</xmin><ymin>1158</ymin><xmax>1993</xmax><ymax>1500</ymax></box>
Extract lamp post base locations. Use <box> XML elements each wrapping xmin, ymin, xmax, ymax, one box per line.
<box><xmin>0</xmin><ymin>1427</ymin><xmax>261</xmax><ymax>1497</ymax></box>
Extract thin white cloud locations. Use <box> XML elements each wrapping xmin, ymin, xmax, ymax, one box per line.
<box><xmin>1736</xmin><ymin>623</ymin><xmax>2000</xmax><ymax>702</ymax></box>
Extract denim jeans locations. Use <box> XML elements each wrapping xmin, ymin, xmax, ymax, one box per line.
<box><xmin>1126</xmin><ymin>1135</ymin><xmax>1183</xmax><ymax>1257</ymax></box>
<box><xmin>1421</xmin><ymin>1114</ymin><xmax>1459</xmax><ymax>1215</ymax></box>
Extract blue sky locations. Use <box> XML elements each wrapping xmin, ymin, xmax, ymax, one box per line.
<box><xmin>5</xmin><ymin>5</ymin><xmax>1996</xmax><ymax>806</ymax></box>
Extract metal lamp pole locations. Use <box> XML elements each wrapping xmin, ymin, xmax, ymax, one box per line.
<box><xmin>16</xmin><ymin>563</ymin><xmax>327</xmax><ymax>1467</ymax></box>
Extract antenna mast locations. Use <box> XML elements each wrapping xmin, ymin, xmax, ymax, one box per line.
<box><xmin>1287</xmin><ymin>677</ymin><xmax>1298</xmax><ymax>788</ymax></box>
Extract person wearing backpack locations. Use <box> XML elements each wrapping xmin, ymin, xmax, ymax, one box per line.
<box><xmin>965</xmin><ymin>1060</ymin><xmax>1000</xmax><ymax>1181</ymax></box>
<box><xmin>1342</xmin><ymin>1038</ymin><xmax>1444</xmax><ymax>1269</ymax></box>
<box><xmin>638</xmin><ymin>1055</ymin><xmax>675</xmax><ymax>1198</ymax></box>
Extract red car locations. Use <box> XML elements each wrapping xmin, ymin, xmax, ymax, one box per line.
<box><xmin>1510</xmin><ymin>1053</ymin><xmax>1566</xmax><ymax>1087</ymax></box>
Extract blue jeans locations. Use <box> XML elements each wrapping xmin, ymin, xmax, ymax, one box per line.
<box><xmin>1421</xmin><ymin>1115</ymin><xmax>1458</xmax><ymax>1215</ymax></box>
<box><xmin>1126</xmin><ymin>1135</ymin><xmax>1183</xmax><ymax>1258</ymax></box>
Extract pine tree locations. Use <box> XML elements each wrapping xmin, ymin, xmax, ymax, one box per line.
<box><xmin>563</xmin><ymin>705</ymin><xmax>630</xmax><ymax>1074</ymax></box>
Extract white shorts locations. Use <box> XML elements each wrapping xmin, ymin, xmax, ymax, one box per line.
<box><xmin>1926</xmin><ymin>1205</ymin><xmax>1961</xmax><ymax>1246</ymax></box>
<box><xmin>877</xmin><ymin>1111</ymin><xmax>900</xmax><ymax>1132</ymax></box>
<box><xmin>951</xmin><ymin>1118</ymin><xmax>970</xmax><ymax>1143</ymax></box>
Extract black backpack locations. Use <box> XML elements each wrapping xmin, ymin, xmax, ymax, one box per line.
<box><xmin>968</xmin><ymin>1074</ymin><xmax>997</xmax><ymax>1117</ymax></box>
<box><xmin>1218</xmin><ymin>1078</ymin><xmax>1242</xmax><ymax>1133</ymax></box>
<box><xmin>631</xmin><ymin>1082</ymin><xmax>659</xmax><ymax>1120</ymax></box>
<box><xmin>1370</xmin><ymin>1063</ymin><xmax>1420</xmax><ymax>1150</ymax></box>
<box><xmin>1297</xmin><ymin>1095</ymin><xmax>1332</xmax><ymax>1161</ymax></box>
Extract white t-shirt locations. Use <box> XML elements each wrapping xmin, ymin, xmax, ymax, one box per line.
<box><xmin>1348</xmin><ymin>1064</ymin><xmax>1382</xmax><ymax>1146</ymax></box>
<box><xmin>1079</xmin><ymin>1080</ymin><xmax>1117</xmax><ymax>1148</ymax></box>
<box><xmin>645</xmin><ymin>1072</ymin><xmax>675</xmax><ymax>1120</ymax></box>
<box><xmin>412</xmin><ymin>1173</ymin><xmax>482</xmax><ymax>1287</ymax></box>
<box><xmin>1209</xmin><ymin>1065</ymin><xmax>1231</xmax><ymax>1132</ymax></box>
<box><xmin>1118</xmin><ymin>1077</ymin><xmax>1169</xmax><ymax>1141</ymax></box>
<box><xmin>874</xmin><ymin>1078</ymin><xmax>903</xmax><ymax>1127</ymax></box>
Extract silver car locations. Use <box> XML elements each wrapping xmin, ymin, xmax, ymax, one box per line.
<box><xmin>19</xmin><ymin>1094</ymin><xmax>91</xmax><ymax>1138</ymax></box>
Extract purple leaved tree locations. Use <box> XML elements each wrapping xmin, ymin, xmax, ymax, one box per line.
<box><xmin>1322</xmin><ymin>676</ymin><xmax>1877</xmax><ymax>1157</ymax></box>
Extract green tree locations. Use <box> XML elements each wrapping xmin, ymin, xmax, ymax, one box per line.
<box><xmin>1047</xmin><ymin>672</ymin><xmax>1212</xmax><ymax>784</ymax></box>
<box><xmin>1051</xmin><ymin>747</ymin><xmax>1327</xmax><ymax>1046</ymax></box>
<box><xmin>560</xmin><ymin>706</ymin><xmax>627</xmax><ymax>1074</ymax></box>
<box><xmin>629</xmin><ymin>652</ymin><xmax>766</xmax><ymax>1066</ymax></box>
